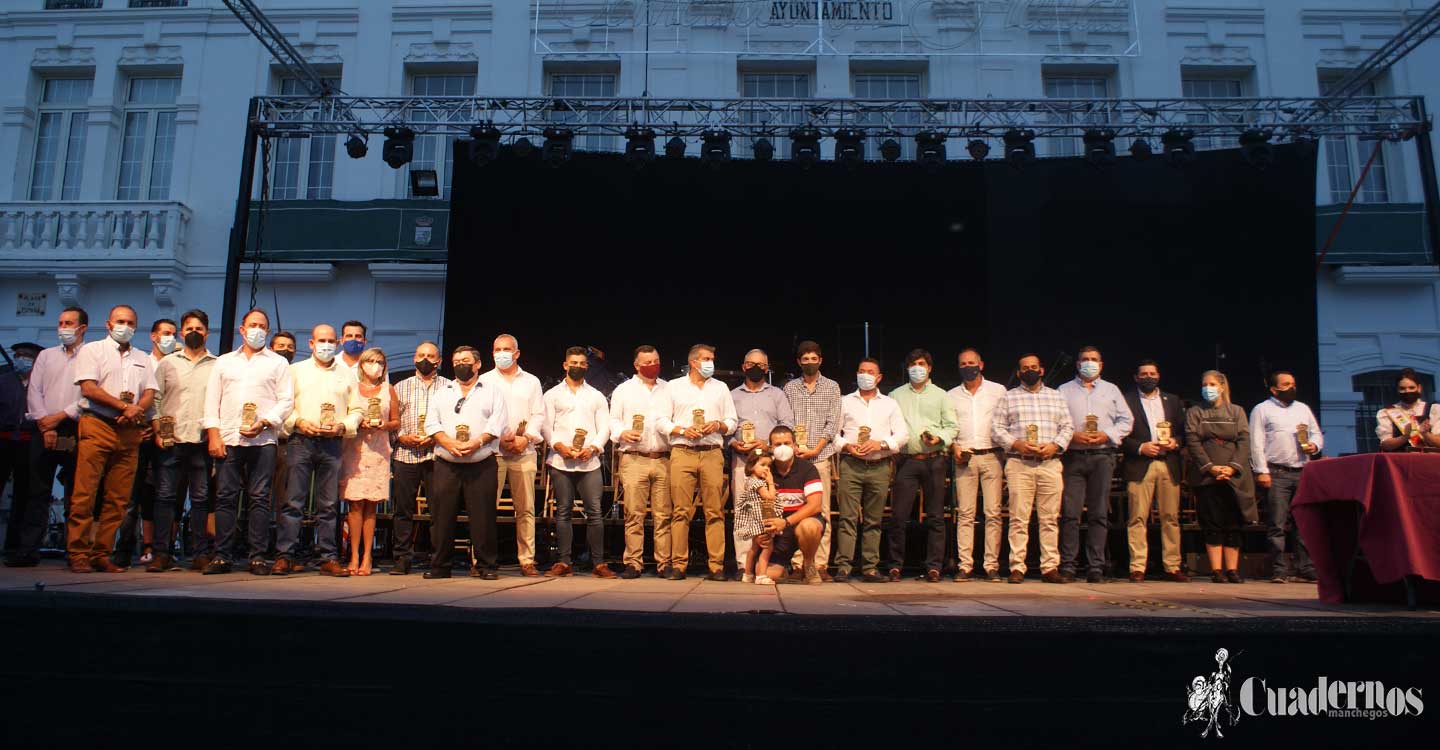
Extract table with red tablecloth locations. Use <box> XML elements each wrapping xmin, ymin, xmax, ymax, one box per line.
<box><xmin>1292</xmin><ymin>452</ymin><xmax>1440</xmax><ymax>606</ymax></box>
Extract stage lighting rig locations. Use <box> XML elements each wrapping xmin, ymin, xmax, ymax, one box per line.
<box><xmin>916</xmin><ymin>130</ymin><xmax>947</xmax><ymax>170</ymax></box>
<box><xmin>344</xmin><ymin>132</ymin><xmax>367</xmax><ymax>159</ymax></box>
<box><xmin>1239</xmin><ymin>128</ymin><xmax>1275</xmax><ymax>170</ymax></box>
<box><xmin>700</xmin><ymin>129</ymin><xmax>732</xmax><ymax>167</ymax></box>
<box><xmin>752</xmin><ymin>137</ymin><xmax>775</xmax><ymax>162</ymax></box>
<box><xmin>834</xmin><ymin>127</ymin><xmax>865</xmax><ymax>168</ymax></box>
<box><xmin>790</xmin><ymin>126</ymin><xmax>822</xmax><ymax>168</ymax></box>
<box><xmin>664</xmin><ymin>136</ymin><xmax>686</xmax><ymax>159</ymax></box>
<box><xmin>966</xmin><ymin>138</ymin><xmax>991</xmax><ymax>161</ymax></box>
<box><xmin>381</xmin><ymin>127</ymin><xmax>414</xmax><ymax>169</ymax></box>
<box><xmin>1083</xmin><ymin>128</ymin><xmax>1116</xmax><ymax>167</ymax></box>
<box><xmin>624</xmin><ymin>125</ymin><xmax>656</xmax><ymax>167</ymax></box>
<box><xmin>1161</xmin><ymin>128</ymin><xmax>1196</xmax><ymax>166</ymax></box>
<box><xmin>878</xmin><ymin>135</ymin><xmax>902</xmax><ymax>162</ymax></box>
<box><xmin>1002</xmin><ymin>129</ymin><xmax>1035</xmax><ymax>166</ymax></box>
<box><xmin>542</xmin><ymin>127</ymin><xmax>574</xmax><ymax>166</ymax></box>
<box><xmin>1128</xmin><ymin>138</ymin><xmax>1153</xmax><ymax>160</ymax></box>
<box><xmin>467</xmin><ymin>124</ymin><xmax>501</xmax><ymax>166</ymax></box>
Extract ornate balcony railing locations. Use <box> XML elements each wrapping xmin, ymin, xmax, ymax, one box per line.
<box><xmin>0</xmin><ymin>201</ymin><xmax>191</xmax><ymax>263</ymax></box>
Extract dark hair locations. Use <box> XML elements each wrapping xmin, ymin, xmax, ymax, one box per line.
<box><xmin>743</xmin><ymin>449</ymin><xmax>771</xmax><ymax>475</ymax></box>
<box><xmin>151</xmin><ymin>318</ymin><xmax>177</xmax><ymax>334</ymax></box>
<box><xmin>905</xmin><ymin>348</ymin><xmax>932</xmax><ymax>368</ymax></box>
<box><xmin>179</xmin><ymin>309</ymin><xmax>209</xmax><ymax>329</ymax></box>
<box><xmin>11</xmin><ymin>342</ymin><xmax>42</xmax><ymax>355</ymax></box>
<box><xmin>564</xmin><ymin>346</ymin><xmax>588</xmax><ymax>360</ymax></box>
<box><xmin>687</xmin><ymin>343</ymin><xmax>715</xmax><ymax>360</ymax></box>
<box><xmin>62</xmin><ymin>306</ymin><xmax>88</xmax><ymax>327</ymax></box>
<box><xmin>1135</xmin><ymin>359</ymin><xmax>1159</xmax><ymax>374</ymax></box>
<box><xmin>796</xmin><ymin>340</ymin><xmax>822</xmax><ymax>358</ymax></box>
<box><xmin>633</xmin><ymin>344</ymin><xmax>657</xmax><ymax>359</ymax></box>
<box><xmin>1266</xmin><ymin>370</ymin><xmax>1294</xmax><ymax>389</ymax></box>
<box><xmin>341</xmin><ymin>320</ymin><xmax>367</xmax><ymax>337</ymax></box>
<box><xmin>769</xmin><ymin>424</ymin><xmax>795</xmax><ymax>442</ymax></box>
<box><xmin>453</xmin><ymin>345</ymin><xmax>482</xmax><ymax>361</ymax></box>
<box><xmin>1078</xmin><ymin>345</ymin><xmax>1101</xmax><ymax>358</ymax></box>
<box><xmin>1396</xmin><ymin>368</ymin><xmax>1422</xmax><ymax>389</ymax></box>
<box><xmin>271</xmin><ymin>331</ymin><xmax>296</xmax><ymax>346</ymax></box>
<box><xmin>241</xmin><ymin>308</ymin><xmax>270</xmax><ymax>327</ymax></box>
<box><xmin>858</xmin><ymin>357</ymin><xmax>880</xmax><ymax>370</ymax></box>
<box><xmin>1017</xmin><ymin>352</ymin><xmax>1042</xmax><ymax>366</ymax></box>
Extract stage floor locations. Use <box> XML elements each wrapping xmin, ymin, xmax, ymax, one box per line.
<box><xmin>4</xmin><ymin>562</ymin><xmax>1435</xmax><ymax>620</ymax></box>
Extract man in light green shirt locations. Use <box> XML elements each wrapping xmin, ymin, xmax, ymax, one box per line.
<box><xmin>886</xmin><ymin>348</ymin><xmax>958</xmax><ymax>581</ymax></box>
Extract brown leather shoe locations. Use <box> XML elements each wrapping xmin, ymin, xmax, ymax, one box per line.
<box><xmin>318</xmin><ymin>560</ymin><xmax>350</xmax><ymax>577</ymax></box>
<box><xmin>887</xmin><ymin>567</ymin><xmax>902</xmax><ymax>582</ymax></box>
<box><xmin>68</xmin><ymin>559</ymin><xmax>94</xmax><ymax>574</ymax></box>
<box><xmin>1041</xmin><ymin>569</ymin><xmax>1064</xmax><ymax>584</ymax></box>
<box><xmin>544</xmin><ymin>562</ymin><xmax>573</xmax><ymax>577</ymax></box>
<box><xmin>520</xmin><ymin>563</ymin><xmax>539</xmax><ymax>577</ymax></box>
<box><xmin>189</xmin><ymin>554</ymin><xmax>211</xmax><ymax>571</ymax></box>
<box><xmin>1164</xmin><ymin>571</ymin><xmax>1191</xmax><ymax>583</ymax></box>
<box><xmin>593</xmin><ymin>563</ymin><xmax>618</xmax><ymax>579</ymax></box>
<box><xmin>270</xmin><ymin>558</ymin><xmax>294</xmax><ymax>576</ymax></box>
<box><xmin>1128</xmin><ymin>571</ymin><xmax>1146</xmax><ymax>583</ymax></box>
<box><xmin>93</xmin><ymin>558</ymin><xmax>128</xmax><ymax>574</ymax></box>
<box><xmin>819</xmin><ymin>568</ymin><xmax>834</xmax><ymax>583</ymax></box>
<box><xmin>924</xmin><ymin>569</ymin><xmax>941</xmax><ymax>583</ymax></box>
<box><xmin>1007</xmin><ymin>570</ymin><xmax>1025</xmax><ymax>584</ymax></box>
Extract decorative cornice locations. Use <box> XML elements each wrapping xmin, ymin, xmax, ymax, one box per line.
<box><xmin>404</xmin><ymin>41</ymin><xmax>478</xmax><ymax>65</ymax></box>
<box><xmin>292</xmin><ymin>43</ymin><xmax>342</xmax><ymax>67</ymax></box>
<box><xmin>53</xmin><ymin>274</ymin><xmax>84</xmax><ymax>307</ymax></box>
<box><xmin>149</xmin><ymin>272</ymin><xmax>181</xmax><ymax>310</ymax></box>
<box><xmin>119</xmin><ymin>44</ymin><xmax>184</xmax><ymax>68</ymax></box>
<box><xmin>391</xmin><ymin>4</ymin><xmax>494</xmax><ymax>23</ymax></box>
<box><xmin>1180</xmin><ymin>45</ymin><xmax>1255</xmax><ymax>67</ymax></box>
<box><xmin>1166</xmin><ymin>7</ymin><xmax>1266</xmax><ymax>24</ymax></box>
<box><xmin>32</xmin><ymin>46</ymin><xmax>96</xmax><ymax>70</ymax></box>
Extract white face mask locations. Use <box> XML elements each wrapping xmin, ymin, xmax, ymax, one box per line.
<box><xmin>313</xmin><ymin>341</ymin><xmax>337</xmax><ymax>363</ymax></box>
<box><xmin>362</xmin><ymin>362</ymin><xmax>384</xmax><ymax>380</ymax></box>
<box><xmin>243</xmin><ymin>327</ymin><xmax>268</xmax><ymax>351</ymax></box>
<box><xmin>1078</xmin><ymin>361</ymin><xmax>1101</xmax><ymax>380</ymax></box>
<box><xmin>772</xmin><ymin>443</ymin><xmax>795</xmax><ymax>462</ymax></box>
<box><xmin>58</xmin><ymin>327</ymin><xmax>79</xmax><ymax>347</ymax></box>
<box><xmin>110</xmin><ymin>324</ymin><xmax>135</xmax><ymax>345</ymax></box>
<box><xmin>857</xmin><ymin>373</ymin><xmax>877</xmax><ymax>391</ymax></box>
<box><xmin>493</xmin><ymin>351</ymin><xmax>514</xmax><ymax>369</ymax></box>
<box><xmin>157</xmin><ymin>334</ymin><xmax>178</xmax><ymax>354</ymax></box>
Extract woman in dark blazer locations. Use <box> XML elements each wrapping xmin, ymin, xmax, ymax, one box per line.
<box><xmin>1184</xmin><ymin>370</ymin><xmax>1258</xmax><ymax>583</ymax></box>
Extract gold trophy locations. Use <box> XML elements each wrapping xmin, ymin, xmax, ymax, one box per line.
<box><xmin>921</xmin><ymin>430</ymin><xmax>935</xmax><ymax>446</ymax></box>
<box><xmin>740</xmin><ymin>421</ymin><xmax>755</xmax><ymax>444</ymax></box>
<box><xmin>632</xmin><ymin>414</ymin><xmax>644</xmax><ymax>433</ymax></box>
<box><xmin>241</xmin><ymin>402</ymin><xmax>258</xmax><ymax>430</ymax></box>
<box><xmin>572</xmin><ymin>427</ymin><xmax>588</xmax><ymax>452</ymax></box>
<box><xmin>1025</xmin><ymin>424</ymin><xmax>1039</xmax><ymax>445</ymax></box>
<box><xmin>692</xmin><ymin>408</ymin><xmax>706</xmax><ymax>428</ymax></box>
<box><xmin>1155</xmin><ymin>421</ymin><xmax>1172</xmax><ymax>444</ymax></box>
<box><xmin>157</xmin><ymin>416</ymin><xmax>176</xmax><ymax>448</ymax></box>
<box><xmin>455</xmin><ymin>424</ymin><xmax>470</xmax><ymax>443</ymax></box>
<box><xmin>516</xmin><ymin>419</ymin><xmax>528</xmax><ymax>438</ymax></box>
<box><xmin>415</xmin><ymin>411</ymin><xmax>427</xmax><ymax>435</ymax></box>
<box><xmin>1296</xmin><ymin>424</ymin><xmax>1311</xmax><ymax>452</ymax></box>
<box><xmin>795</xmin><ymin>424</ymin><xmax>808</xmax><ymax>448</ymax></box>
<box><xmin>120</xmin><ymin>391</ymin><xmax>135</xmax><ymax>405</ymax></box>
<box><xmin>319</xmin><ymin>403</ymin><xmax>336</xmax><ymax>430</ymax></box>
<box><xmin>857</xmin><ymin>426</ymin><xmax>872</xmax><ymax>445</ymax></box>
<box><xmin>365</xmin><ymin>397</ymin><xmax>382</xmax><ymax>428</ymax></box>
<box><xmin>1084</xmin><ymin>414</ymin><xmax>1099</xmax><ymax>433</ymax></box>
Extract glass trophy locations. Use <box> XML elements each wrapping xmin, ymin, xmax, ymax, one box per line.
<box><xmin>366</xmin><ymin>397</ymin><xmax>382</xmax><ymax>428</ymax></box>
<box><xmin>740</xmin><ymin>421</ymin><xmax>755</xmax><ymax>444</ymax></box>
<box><xmin>572</xmin><ymin>427</ymin><xmax>588</xmax><ymax>452</ymax></box>
<box><xmin>157</xmin><ymin>416</ymin><xmax>176</xmax><ymax>448</ymax></box>
<box><xmin>692</xmin><ymin>408</ymin><xmax>706</xmax><ymax>428</ymax></box>
<box><xmin>241</xmin><ymin>402</ymin><xmax>258</xmax><ymax>429</ymax></box>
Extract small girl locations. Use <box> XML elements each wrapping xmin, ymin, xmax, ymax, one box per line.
<box><xmin>735</xmin><ymin>452</ymin><xmax>780</xmax><ymax>585</ymax></box>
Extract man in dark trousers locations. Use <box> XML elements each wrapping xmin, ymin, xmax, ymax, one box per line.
<box><xmin>1120</xmin><ymin>360</ymin><xmax>1188</xmax><ymax>582</ymax></box>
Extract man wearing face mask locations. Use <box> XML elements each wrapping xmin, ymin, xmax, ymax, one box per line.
<box><xmin>338</xmin><ymin>321</ymin><xmax>367</xmax><ymax>379</ymax></box>
<box><xmin>541</xmin><ymin>347</ymin><xmax>614</xmax><ymax>578</ymax></box>
<box><xmin>270</xmin><ymin>332</ymin><xmax>297</xmax><ymax>364</ymax></box>
<box><xmin>1</xmin><ymin>342</ymin><xmax>41</xmax><ymax>565</ymax></box>
<box><xmin>203</xmin><ymin>309</ymin><xmax>294</xmax><ymax>575</ymax></box>
<box><xmin>610</xmin><ymin>345</ymin><xmax>671</xmax><ymax>578</ymax></box>
<box><xmin>1120</xmin><ymin>360</ymin><xmax>1187</xmax><ymax>583</ymax></box>
<box><xmin>728</xmin><ymin>348</ymin><xmax>794</xmax><ymax>577</ymax></box>
<box><xmin>8</xmin><ymin>308</ymin><xmax>87</xmax><ymax>567</ymax></box>
<box><xmin>783</xmin><ymin>341</ymin><xmax>841</xmax><ymax>579</ymax></box>
<box><xmin>390</xmin><ymin>341</ymin><xmax>450</xmax><ymax>575</ymax></box>
<box><xmin>479</xmin><ymin>334</ymin><xmax>545</xmax><ymax>576</ymax></box>
<box><xmin>832</xmin><ymin>358</ymin><xmax>908</xmax><ymax>583</ymax></box>
<box><xmin>66</xmin><ymin>304</ymin><xmax>158</xmax><ymax>573</ymax></box>
<box><xmin>652</xmin><ymin>344</ymin><xmax>737</xmax><ymax>581</ymax></box>
<box><xmin>760</xmin><ymin>426</ymin><xmax>825</xmax><ymax>585</ymax></box>
<box><xmin>146</xmin><ymin>310</ymin><xmax>217</xmax><ymax>573</ymax></box>
<box><xmin>993</xmin><ymin>354</ymin><xmax>1074</xmax><ymax>584</ymax></box>
<box><xmin>1056</xmin><ymin>346</ymin><xmax>1132</xmax><ymax>583</ymax></box>
<box><xmin>947</xmin><ymin>348</ymin><xmax>1007</xmax><ymax>582</ymax></box>
<box><xmin>1249</xmin><ymin>371</ymin><xmax>1323</xmax><ymax>584</ymax></box>
<box><xmin>114</xmin><ymin>318</ymin><xmax>179</xmax><ymax>567</ymax></box>
<box><xmin>1377</xmin><ymin>369</ymin><xmax>1438</xmax><ymax>452</ymax></box>
<box><xmin>886</xmin><ymin>349</ymin><xmax>957</xmax><ymax>582</ymax></box>
<box><xmin>267</xmin><ymin>331</ymin><xmax>297</xmax><ymax>538</ymax></box>
<box><xmin>277</xmin><ymin>324</ymin><xmax>362</xmax><ymax>577</ymax></box>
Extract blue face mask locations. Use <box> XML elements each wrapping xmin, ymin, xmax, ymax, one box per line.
<box><xmin>907</xmin><ymin>365</ymin><xmax>928</xmax><ymax>384</ymax></box>
<box><xmin>14</xmin><ymin>356</ymin><xmax>34</xmax><ymax>374</ymax></box>
<box><xmin>1078</xmin><ymin>361</ymin><xmax>1100</xmax><ymax>380</ymax></box>
<box><xmin>697</xmin><ymin>360</ymin><xmax>715</xmax><ymax>379</ymax></box>
<box><xmin>1201</xmin><ymin>385</ymin><xmax>1221</xmax><ymax>403</ymax></box>
<box><xmin>342</xmin><ymin>340</ymin><xmax>365</xmax><ymax>357</ymax></box>
<box><xmin>493</xmin><ymin>351</ymin><xmax>514</xmax><ymax>370</ymax></box>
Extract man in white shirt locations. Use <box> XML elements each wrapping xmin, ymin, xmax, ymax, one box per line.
<box><xmin>423</xmin><ymin>345</ymin><xmax>507</xmax><ymax>579</ymax></box>
<box><xmin>541</xmin><ymin>347</ymin><xmax>614</xmax><ymax>579</ymax></box>
<box><xmin>832</xmin><ymin>357</ymin><xmax>908</xmax><ymax>583</ymax></box>
<box><xmin>947</xmin><ymin>348</ymin><xmax>1008</xmax><ymax>582</ymax></box>
<box><xmin>147</xmin><ymin>309</ymin><xmax>218</xmax><ymax>573</ymax></box>
<box><xmin>202</xmin><ymin>308</ymin><xmax>294</xmax><ymax>576</ymax></box>
<box><xmin>479</xmin><ymin>333</ymin><xmax>545</xmax><ymax>576</ymax></box>
<box><xmin>610</xmin><ymin>345</ymin><xmax>671</xmax><ymax>579</ymax></box>
<box><xmin>1056</xmin><ymin>346</ymin><xmax>1133</xmax><ymax>583</ymax></box>
<box><xmin>653</xmin><ymin>344</ymin><xmax>737</xmax><ymax>581</ymax></box>
<box><xmin>66</xmin><ymin>304</ymin><xmax>158</xmax><ymax>573</ymax></box>
<box><xmin>7</xmin><ymin>306</ymin><xmax>87</xmax><ymax>567</ymax></box>
<box><xmin>1249</xmin><ymin>370</ymin><xmax>1323</xmax><ymax>584</ymax></box>
<box><xmin>278</xmin><ymin>324</ymin><xmax>362</xmax><ymax>577</ymax></box>
<box><xmin>114</xmin><ymin>317</ymin><xmax>178</xmax><ymax>568</ymax></box>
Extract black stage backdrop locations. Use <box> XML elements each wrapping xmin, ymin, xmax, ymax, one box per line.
<box><xmin>444</xmin><ymin>142</ymin><xmax>1316</xmax><ymax>408</ymax></box>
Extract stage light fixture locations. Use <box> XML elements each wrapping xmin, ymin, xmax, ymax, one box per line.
<box><xmin>1128</xmin><ymin>138</ymin><xmax>1153</xmax><ymax>160</ymax></box>
<box><xmin>700</xmin><ymin>129</ymin><xmax>732</xmax><ymax>167</ymax></box>
<box><xmin>1002</xmin><ymin>129</ymin><xmax>1035</xmax><ymax>166</ymax></box>
<box><xmin>916</xmin><ymin>130</ymin><xmax>947</xmax><ymax>170</ymax></box>
<box><xmin>966</xmin><ymin>139</ymin><xmax>991</xmax><ymax>161</ymax></box>
<box><xmin>624</xmin><ymin>125</ymin><xmax>656</xmax><ymax>167</ymax></box>
<box><xmin>664</xmin><ymin>136</ymin><xmax>686</xmax><ymax>159</ymax></box>
<box><xmin>1082</xmin><ymin>128</ymin><xmax>1116</xmax><ymax>167</ymax></box>
<box><xmin>541</xmin><ymin>127</ymin><xmax>573</xmax><ymax>166</ymax></box>
<box><xmin>1239</xmin><ymin>127</ymin><xmax>1275</xmax><ymax>170</ymax></box>
<box><xmin>752</xmin><ymin>137</ymin><xmax>775</xmax><ymax>162</ymax></box>
<box><xmin>1160</xmin><ymin>128</ymin><xmax>1196</xmax><ymax>166</ymax></box>
<box><xmin>790</xmin><ymin>126</ymin><xmax>822</xmax><ymax>168</ymax></box>
<box><xmin>409</xmin><ymin>169</ymin><xmax>439</xmax><ymax>197</ymax></box>
<box><xmin>344</xmin><ymin>132</ymin><xmax>368</xmax><ymax>159</ymax></box>
<box><xmin>879</xmin><ymin>136</ymin><xmax>902</xmax><ymax>162</ymax></box>
<box><xmin>511</xmin><ymin>137</ymin><xmax>535</xmax><ymax>158</ymax></box>
<box><xmin>381</xmin><ymin>126</ymin><xmax>415</xmax><ymax>169</ymax></box>
<box><xmin>834</xmin><ymin>127</ymin><xmax>865</xmax><ymax>168</ymax></box>
<box><xmin>467</xmin><ymin>124</ymin><xmax>502</xmax><ymax>167</ymax></box>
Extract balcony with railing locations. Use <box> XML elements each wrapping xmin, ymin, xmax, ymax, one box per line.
<box><xmin>0</xmin><ymin>201</ymin><xmax>191</xmax><ymax>265</ymax></box>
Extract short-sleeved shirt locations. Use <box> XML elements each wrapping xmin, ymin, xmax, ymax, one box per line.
<box><xmin>771</xmin><ymin>458</ymin><xmax>822</xmax><ymax>515</ymax></box>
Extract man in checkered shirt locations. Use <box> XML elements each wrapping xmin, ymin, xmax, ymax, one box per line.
<box><xmin>992</xmin><ymin>353</ymin><xmax>1074</xmax><ymax>585</ymax></box>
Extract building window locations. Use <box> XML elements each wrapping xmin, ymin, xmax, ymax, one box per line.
<box><xmin>409</xmin><ymin>74</ymin><xmax>475</xmax><ymax>199</ymax></box>
<box><xmin>1319</xmin><ymin>78</ymin><xmax>1389</xmax><ymax>204</ymax></box>
<box><xmin>854</xmin><ymin>73</ymin><xmax>924</xmax><ymax>161</ymax></box>
<box><xmin>1043</xmin><ymin>75</ymin><xmax>1113</xmax><ymax>158</ymax></box>
<box><xmin>1181</xmin><ymin>77</ymin><xmax>1245</xmax><ymax>152</ymax></box>
<box><xmin>29</xmin><ymin>78</ymin><xmax>93</xmax><ymax>201</ymax></box>
<box><xmin>129</xmin><ymin>1</ymin><xmax>189</xmax><ymax>7</ymax></box>
<box><xmin>116</xmin><ymin>77</ymin><xmax>181</xmax><ymax>201</ymax></box>
<box><xmin>548</xmin><ymin>73</ymin><xmax>619</xmax><ymax>153</ymax></box>
<box><xmin>740</xmin><ymin>72</ymin><xmax>812</xmax><ymax>159</ymax></box>
<box><xmin>272</xmin><ymin>77</ymin><xmax>339</xmax><ymax>200</ymax></box>
<box><xmin>45</xmin><ymin>1</ymin><xmax>102</xmax><ymax>8</ymax></box>
<box><xmin>1352</xmin><ymin>369</ymin><xmax>1435</xmax><ymax>453</ymax></box>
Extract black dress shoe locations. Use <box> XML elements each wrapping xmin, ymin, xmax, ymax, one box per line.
<box><xmin>705</xmin><ymin>571</ymin><xmax>728</xmax><ymax>582</ymax></box>
<box><xmin>390</xmin><ymin>558</ymin><xmax>411</xmax><ymax>575</ymax></box>
<box><xmin>861</xmin><ymin>571</ymin><xmax>886</xmax><ymax>583</ymax></box>
<box><xmin>620</xmin><ymin>566</ymin><xmax>642</xmax><ymax>579</ymax></box>
<box><xmin>202</xmin><ymin>558</ymin><xmax>232</xmax><ymax>575</ymax></box>
<box><xmin>249</xmin><ymin>559</ymin><xmax>271</xmax><ymax>576</ymax></box>
<box><xmin>833</xmin><ymin>570</ymin><xmax>851</xmax><ymax>583</ymax></box>
<box><xmin>924</xmin><ymin>569</ymin><xmax>941</xmax><ymax>583</ymax></box>
<box><xmin>423</xmin><ymin>568</ymin><xmax>451</xmax><ymax>579</ymax></box>
<box><xmin>479</xmin><ymin>569</ymin><xmax>499</xmax><ymax>581</ymax></box>
<box><xmin>1008</xmin><ymin>571</ymin><xmax>1025</xmax><ymax>584</ymax></box>
<box><xmin>985</xmin><ymin>569</ymin><xmax>1002</xmax><ymax>582</ymax></box>
<box><xmin>952</xmin><ymin>569</ymin><xmax>972</xmax><ymax>582</ymax></box>
<box><xmin>1211</xmin><ymin>571</ymin><xmax>1227</xmax><ymax>584</ymax></box>
<box><xmin>1059</xmin><ymin>572</ymin><xmax>1077</xmax><ymax>584</ymax></box>
<box><xmin>666</xmin><ymin>568</ymin><xmax>687</xmax><ymax>581</ymax></box>
<box><xmin>1086</xmin><ymin>571</ymin><xmax>1104</xmax><ymax>584</ymax></box>
<box><xmin>1224</xmin><ymin>570</ymin><xmax>1244</xmax><ymax>584</ymax></box>
<box><xmin>654</xmin><ymin>565</ymin><xmax>671</xmax><ymax>578</ymax></box>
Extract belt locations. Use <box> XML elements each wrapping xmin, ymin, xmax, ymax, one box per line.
<box><xmin>903</xmin><ymin>450</ymin><xmax>944</xmax><ymax>460</ymax></box>
<box><xmin>1006</xmin><ymin>453</ymin><xmax>1050</xmax><ymax>462</ymax></box>
<box><xmin>966</xmin><ymin>447</ymin><xmax>1003</xmax><ymax>455</ymax></box>
<box><xmin>1067</xmin><ymin>447</ymin><xmax>1113</xmax><ymax>453</ymax></box>
<box><xmin>673</xmin><ymin>444</ymin><xmax>719</xmax><ymax>452</ymax></box>
<box><xmin>842</xmin><ymin>454</ymin><xmax>893</xmax><ymax>464</ymax></box>
<box><xmin>82</xmin><ymin>411</ymin><xmax>137</xmax><ymax>428</ymax></box>
<box><xmin>623</xmin><ymin>450</ymin><xmax>669</xmax><ymax>460</ymax></box>
<box><xmin>1270</xmin><ymin>465</ymin><xmax>1303</xmax><ymax>473</ymax></box>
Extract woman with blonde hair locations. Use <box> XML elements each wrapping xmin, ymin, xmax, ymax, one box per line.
<box><xmin>1184</xmin><ymin>370</ymin><xmax>1258</xmax><ymax>583</ymax></box>
<box><xmin>341</xmin><ymin>347</ymin><xmax>399</xmax><ymax>575</ymax></box>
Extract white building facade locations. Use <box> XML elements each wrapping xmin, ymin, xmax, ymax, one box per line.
<box><xmin>0</xmin><ymin>0</ymin><xmax>1437</xmax><ymax>454</ymax></box>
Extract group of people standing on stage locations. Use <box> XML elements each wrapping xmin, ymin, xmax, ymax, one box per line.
<box><xmin>3</xmin><ymin>305</ymin><xmax>1438</xmax><ymax>586</ymax></box>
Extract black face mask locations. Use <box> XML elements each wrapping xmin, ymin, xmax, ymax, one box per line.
<box><xmin>1399</xmin><ymin>391</ymin><xmax>1421</xmax><ymax>404</ymax></box>
<box><xmin>453</xmin><ymin>363</ymin><xmax>474</xmax><ymax>382</ymax></box>
<box><xmin>414</xmin><ymin>359</ymin><xmax>436</xmax><ymax>376</ymax></box>
<box><xmin>1019</xmin><ymin>370</ymin><xmax>1043</xmax><ymax>386</ymax></box>
<box><xmin>743</xmin><ymin>365</ymin><xmax>766</xmax><ymax>382</ymax></box>
<box><xmin>567</xmin><ymin>366</ymin><xmax>588</xmax><ymax>381</ymax></box>
<box><xmin>800</xmin><ymin>363</ymin><xmax>820</xmax><ymax>377</ymax></box>
<box><xmin>959</xmin><ymin>366</ymin><xmax>981</xmax><ymax>382</ymax></box>
<box><xmin>183</xmin><ymin>331</ymin><xmax>205</xmax><ymax>350</ymax></box>
<box><xmin>1274</xmin><ymin>387</ymin><xmax>1297</xmax><ymax>404</ymax></box>
<box><xmin>1136</xmin><ymin>376</ymin><xmax>1159</xmax><ymax>394</ymax></box>
<box><xmin>278</xmin><ymin>351</ymin><xmax>294</xmax><ymax>363</ymax></box>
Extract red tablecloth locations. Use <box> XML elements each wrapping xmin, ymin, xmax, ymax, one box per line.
<box><xmin>1292</xmin><ymin>453</ymin><xmax>1440</xmax><ymax>604</ymax></box>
